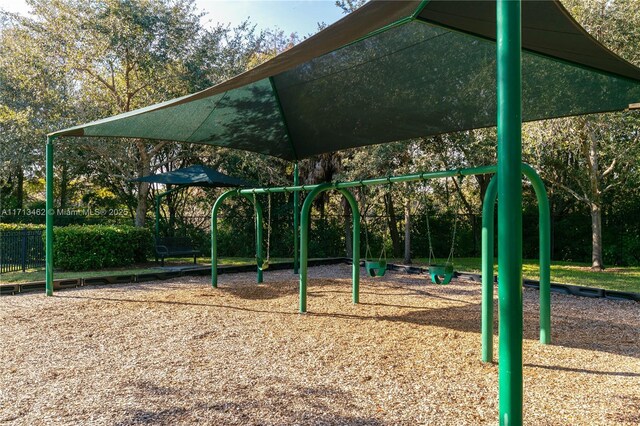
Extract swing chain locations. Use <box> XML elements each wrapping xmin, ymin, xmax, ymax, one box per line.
<box><xmin>422</xmin><ymin>185</ymin><xmax>436</xmax><ymax>266</ymax></box>
<box><xmin>446</xmin><ymin>175</ymin><xmax>463</xmax><ymax>264</ymax></box>
<box><xmin>265</xmin><ymin>191</ymin><xmax>271</xmax><ymax>263</ymax></box>
<box><xmin>252</xmin><ymin>191</ymin><xmax>271</xmax><ymax>269</ymax></box>
<box><xmin>360</xmin><ymin>185</ymin><xmax>373</xmax><ymax>261</ymax></box>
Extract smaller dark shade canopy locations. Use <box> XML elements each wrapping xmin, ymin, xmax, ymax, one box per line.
<box><xmin>131</xmin><ymin>165</ymin><xmax>253</xmax><ymax>188</ymax></box>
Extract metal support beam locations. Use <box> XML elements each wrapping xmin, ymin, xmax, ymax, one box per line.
<box><xmin>45</xmin><ymin>136</ymin><xmax>55</xmax><ymax>296</ymax></box>
<box><xmin>497</xmin><ymin>0</ymin><xmax>523</xmax><ymax>423</ymax></box>
<box><xmin>293</xmin><ymin>162</ymin><xmax>300</xmax><ymax>274</ymax></box>
<box><xmin>237</xmin><ymin>164</ymin><xmax>498</xmax><ymax>196</ymax></box>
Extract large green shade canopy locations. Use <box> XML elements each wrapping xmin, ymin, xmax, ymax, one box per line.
<box><xmin>130</xmin><ymin>165</ymin><xmax>253</xmax><ymax>188</ymax></box>
<box><xmin>50</xmin><ymin>0</ymin><xmax>640</xmax><ymax>161</ymax></box>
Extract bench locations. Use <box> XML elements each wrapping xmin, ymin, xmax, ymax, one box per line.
<box><xmin>155</xmin><ymin>237</ymin><xmax>200</xmax><ymax>266</ymax></box>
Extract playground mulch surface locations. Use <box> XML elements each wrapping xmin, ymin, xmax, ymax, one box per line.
<box><xmin>1</xmin><ymin>265</ymin><xmax>638</xmax><ymax>425</ymax></box>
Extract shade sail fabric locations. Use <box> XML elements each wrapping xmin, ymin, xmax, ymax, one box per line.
<box><xmin>51</xmin><ymin>0</ymin><xmax>640</xmax><ymax>161</ymax></box>
<box><xmin>131</xmin><ymin>165</ymin><xmax>253</xmax><ymax>188</ymax></box>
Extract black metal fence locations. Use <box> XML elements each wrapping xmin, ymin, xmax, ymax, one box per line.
<box><xmin>0</xmin><ymin>229</ymin><xmax>45</xmax><ymax>273</ymax></box>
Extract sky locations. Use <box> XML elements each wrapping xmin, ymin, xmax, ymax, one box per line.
<box><xmin>0</xmin><ymin>0</ymin><xmax>346</xmax><ymax>37</ymax></box>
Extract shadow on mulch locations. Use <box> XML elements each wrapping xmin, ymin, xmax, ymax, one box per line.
<box><xmin>606</xmin><ymin>395</ymin><xmax>640</xmax><ymax>425</ymax></box>
<box><xmin>365</xmin><ymin>302</ymin><xmax>639</xmax><ymax>360</ymax></box>
<box><xmin>523</xmin><ymin>363</ymin><xmax>640</xmax><ymax>378</ymax></box>
<box><xmin>115</xmin><ymin>381</ymin><xmax>385</xmax><ymax>426</ymax></box>
<box><xmin>115</xmin><ymin>407</ymin><xmax>188</xmax><ymax>425</ymax></box>
<box><xmin>215</xmin><ymin>281</ymin><xmax>299</xmax><ymax>300</ymax></box>
<box><xmin>56</xmin><ymin>280</ymin><xmax>639</xmax><ymax>361</ymax></box>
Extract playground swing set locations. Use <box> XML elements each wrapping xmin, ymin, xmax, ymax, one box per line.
<box><xmin>359</xmin><ymin>178</ymin><xmax>459</xmax><ymax>284</ymax></box>
<box><xmin>209</xmin><ymin>163</ymin><xmax>552</xmax><ymax>368</ymax></box>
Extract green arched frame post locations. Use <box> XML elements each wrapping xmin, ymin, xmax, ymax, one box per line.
<box><xmin>210</xmin><ymin>189</ymin><xmax>264</xmax><ymax>287</ymax></box>
<box><xmin>45</xmin><ymin>136</ymin><xmax>56</xmax><ymax>296</ymax></box>
<box><xmin>481</xmin><ymin>164</ymin><xmax>551</xmax><ymax>363</ymax></box>
<box><xmin>299</xmin><ymin>184</ymin><xmax>360</xmax><ymax>313</ymax></box>
<box><xmin>481</xmin><ymin>175</ymin><xmax>498</xmax><ymax>363</ymax></box>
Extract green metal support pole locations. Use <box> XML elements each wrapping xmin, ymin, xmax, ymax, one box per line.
<box><xmin>241</xmin><ymin>193</ymin><xmax>264</xmax><ymax>283</ymax></box>
<box><xmin>481</xmin><ymin>175</ymin><xmax>498</xmax><ymax>363</ymax></box>
<box><xmin>293</xmin><ymin>163</ymin><xmax>300</xmax><ymax>274</ymax></box>
<box><xmin>522</xmin><ymin>164</ymin><xmax>551</xmax><ymax>345</ymax></box>
<box><xmin>497</xmin><ymin>0</ymin><xmax>524</xmax><ymax>423</ymax></box>
<box><xmin>211</xmin><ymin>189</ymin><xmax>239</xmax><ymax>288</ymax></box>
<box><xmin>45</xmin><ymin>136</ymin><xmax>55</xmax><ymax>296</ymax></box>
<box><xmin>337</xmin><ymin>188</ymin><xmax>360</xmax><ymax>304</ymax></box>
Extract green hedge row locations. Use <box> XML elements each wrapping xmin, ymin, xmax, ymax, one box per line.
<box><xmin>51</xmin><ymin>225</ymin><xmax>153</xmax><ymax>271</ymax></box>
<box><xmin>0</xmin><ymin>223</ymin><xmax>46</xmax><ymax>231</ymax></box>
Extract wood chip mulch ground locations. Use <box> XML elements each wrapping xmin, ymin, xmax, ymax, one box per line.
<box><xmin>1</xmin><ymin>265</ymin><xmax>638</xmax><ymax>425</ymax></box>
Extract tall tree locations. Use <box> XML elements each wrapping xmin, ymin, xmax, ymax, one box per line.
<box><xmin>2</xmin><ymin>0</ymin><xmax>264</xmax><ymax>225</ymax></box>
<box><xmin>524</xmin><ymin>0</ymin><xmax>640</xmax><ymax>269</ymax></box>
<box><xmin>335</xmin><ymin>0</ymin><xmax>367</xmax><ymax>14</ymax></box>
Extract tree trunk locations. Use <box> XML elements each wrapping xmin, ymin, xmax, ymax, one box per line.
<box><xmin>475</xmin><ymin>174</ymin><xmax>491</xmax><ymax>207</ymax></box>
<box><xmin>384</xmin><ymin>192</ymin><xmax>402</xmax><ymax>257</ymax></box>
<box><xmin>590</xmin><ymin>202</ymin><xmax>604</xmax><ymax>270</ymax></box>
<box><xmin>403</xmin><ymin>199</ymin><xmax>411</xmax><ymax>264</ymax></box>
<box><xmin>16</xmin><ymin>167</ymin><xmax>24</xmax><ymax>209</ymax></box>
<box><xmin>342</xmin><ymin>196</ymin><xmax>353</xmax><ymax>258</ymax></box>
<box><xmin>135</xmin><ymin>142</ymin><xmax>151</xmax><ymax>227</ymax></box>
<box><xmin>59</xmin><ymin>164</ymin><xmax>69</xmax><ymax>209</ymax></box>
<box><xmin>586</xmin><ymin>127</ymin><xmax>604</xmax><ymax>271</ymax></box>
<box><xmin>167</xmin><ymin>188</ymin><xmax>177</xmax><ymax>237</ymax></box>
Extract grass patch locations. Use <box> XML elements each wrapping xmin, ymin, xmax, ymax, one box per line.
<box><xmin>0</xmin><ymin>257</ymin><xmax>294</xmax><ymax>284</ymax></box>
<box><xmin>399</xmin><ymin>257</ymin><xmax>640</xmax><ymax>293</ymax></box>
<box><xmin>4</xmin><ymin>256</ymin><xmax>638</xmax><ymax>293</ymax></box>
<box><xmin>0</xmin><ymin>267</ymin><xmax>161</xmax><ymax>284</ymax></box>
